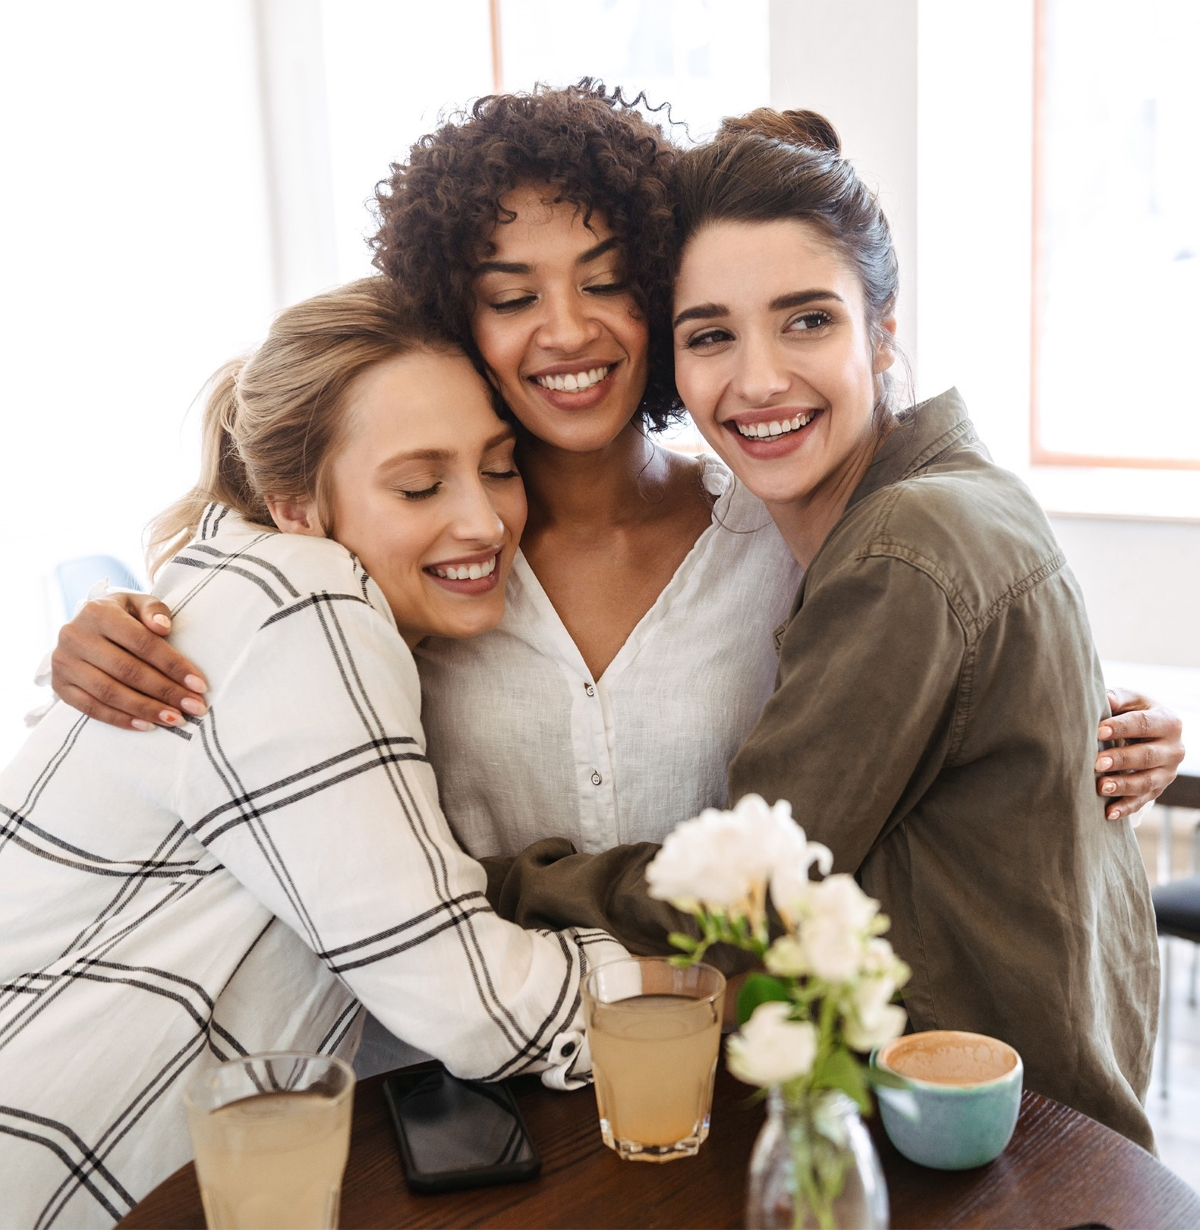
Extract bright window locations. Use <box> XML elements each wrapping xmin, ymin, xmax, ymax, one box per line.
<box><xmin>1033</xmin><ymin>0</ymin><xmax>1200</xmax><ymax>469</ymax></box>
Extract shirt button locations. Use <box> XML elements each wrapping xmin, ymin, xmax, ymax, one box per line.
<box><xmin>584</xmin><ymin>682</ymin><xmax>595</xmax><ymax>697</ymax></box>
<box><xmin>591</xmin><ymin>771</ymin><xmax>602</xmax><ymax>786</ymax></box>
<box><xmin>560</xmin><ymin>1040</ymin><xmax>576</xmax><ymax>1057</ymax></box>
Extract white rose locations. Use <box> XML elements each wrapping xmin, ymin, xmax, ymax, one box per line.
<box><xmin>646</xmin><ymin>808</ymin><xmax>761</xmax><ymax>910</ymax></box>
<box><xmin>646</xmin><ymin>795</ymin><xmax>829</xmax><ymax>920</ymax></box>
<box><xmin>767</xmin><ymin>847</ymin><xmax>834</xmax><ymax>927</ymax></box>
<box><xmin>850</xmin><ymin>972</ymin><xmax>897</xmax><ymax>1026</ymax></box>
<box><xmin>804</xmin><ymin>875</ymin><xmax>879</xmax><ymax>933</ymax></box>
<box><xmin>764</xmin><ymin>935</ymin><xmax>808</xmax><ymax>977</ymax></box>
<box><xmin>843</xmin><ymin>1003</ymin><xmax>907</xmax><ymax>1052</ymax></box>
<box><xmin>800</xmin><ymin>914</ymin><xmax>866</xmax><ymax>983</ymax></box>
<box><xmin>859</xmin><ymin>937</ymin><xmax>911</xmax><ymax>986</ymax></box>
<box><xmin>726</xmin><ymin>1002</ymin><xmax>818</xmax><ymax>1087</ymax></box>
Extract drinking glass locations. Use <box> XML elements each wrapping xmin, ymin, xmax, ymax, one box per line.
<box><xmin>184</xmin><ymin>1052</ymin><xmax>354</xmax><ymax>1230</ymax></box>
<box><xmin>582</xmin><ymin>956</ymin><xmax>725</xmax><ymax>1162</ymax></box>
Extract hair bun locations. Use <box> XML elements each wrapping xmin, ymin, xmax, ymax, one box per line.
<box><xmin>716</xmin><ymin>107</ymin><xmax>841</xmax><ymax>155</ymax></box>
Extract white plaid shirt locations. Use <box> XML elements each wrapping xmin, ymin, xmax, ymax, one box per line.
<box><xmin>0</xmin><ymin>507</ymin><xmax>622</xmax><ymax>1228</ymax></box>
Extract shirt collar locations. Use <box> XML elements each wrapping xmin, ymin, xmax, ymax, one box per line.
<box><xmin>846</xmin><ymin>387</ymin><xmax>977</xmax><ymax>513</ymax></box>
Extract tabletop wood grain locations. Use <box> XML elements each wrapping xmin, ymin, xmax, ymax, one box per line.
<box><xmin>118</xmin><ymin>1064</ymin><xmax>1200</xmax><ymax>1229</ymax></box>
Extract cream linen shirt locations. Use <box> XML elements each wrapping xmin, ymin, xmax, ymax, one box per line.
<box><xmin>415</xmin><ymin>457</ymin><xmax>803</xmax><ymax>857</ymax></box>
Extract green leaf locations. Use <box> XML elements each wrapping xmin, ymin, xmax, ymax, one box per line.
<box><xmin>812</xmin><ymin>1046</ymin><xmax>871</xmax><ymax>1113</ymax></box>
<box><xmin>864</xmin><ymin>1066</ymin><xmax>910</xmax><ymax>1090</ymax></box>
<box><xmin>667</xmin><ymin>932</ymin><xmax>699</xmax><ymax>953</ymax></box>
<box><xmin>736</xmin><ymin>973</ymin><xmax>792</xmax><ymax>1026</ymax></box>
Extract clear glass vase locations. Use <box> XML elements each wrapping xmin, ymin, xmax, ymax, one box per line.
<box><xmin>746</xmin><ymin>1088</ymin><xmax>889</xmax><ymax>1230</ymax></box>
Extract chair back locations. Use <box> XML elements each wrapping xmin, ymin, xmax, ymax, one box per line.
<box><xmin>56</xmin><ymin>555</ymin><xmax>143</xmax><ymax>615</ymax></box>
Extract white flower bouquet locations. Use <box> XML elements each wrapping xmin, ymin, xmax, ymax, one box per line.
<box><xmin>647</xmin><ymin>795</ymin><xmax>909</xmax><ymax>1227</ymax></box>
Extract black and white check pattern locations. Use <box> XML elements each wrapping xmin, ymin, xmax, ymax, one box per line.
<box><xmin>0</xmin><ymin>507</ymin><xmax>623</xmax><ymax>1228</ymax></box>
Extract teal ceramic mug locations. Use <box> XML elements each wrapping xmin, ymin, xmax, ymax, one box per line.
<box><xmin>870</xmin><ymin>1030</ymin><xmax>1023</xmax><ymax>1170</ymax></box>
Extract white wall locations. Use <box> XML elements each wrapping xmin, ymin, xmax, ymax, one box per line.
<box><xmin>1050</xmin><ymin>516</ymin><xmax>1200</xmax><ymax>669</ymax></box>
<box><xmin>769</xmin><ymin>0</ymin><xmax>919</xmax><ymax>376</ymax></box>
<box><xmin>0</xmin><ymin>1</ymin><xmax>278</xmax><ymax>764</ymax></box>
<box><xmin>915</xmin><ymin>0</ymin><xmax>1036</xmax><ymax>475</ymax></box>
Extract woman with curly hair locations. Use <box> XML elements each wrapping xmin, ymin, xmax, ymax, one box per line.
<box><xmin>51</xmin><ymin>83</ymin><xmax>1182</xmax><ymax>884</ymax></box>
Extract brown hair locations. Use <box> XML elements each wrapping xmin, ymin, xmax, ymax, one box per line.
<box><xmin>675</xmin><ymin>109</ymin><xmax>900</xmax><ymax>394</ymax></box>
<box><xmin>147</xmin><ymin>277</ymin><xmax>456</xmax><ymax>574</ymax></box>
<box><xmin>371</xmin><ymin>80</ymin><xmax>683</xmax><ymax>430</ymax></box>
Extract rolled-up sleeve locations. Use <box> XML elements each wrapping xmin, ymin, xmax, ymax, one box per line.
<box><xmin>728</xmin><ymin>552</ymin><xmax>966</xmax><ymax>874</ymax></box>
<box><xmin>177</xmin><ymin>589</ymin><xmax>624</xmax><ymax>1087</ymax></box>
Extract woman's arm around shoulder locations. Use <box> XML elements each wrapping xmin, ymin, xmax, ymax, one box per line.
<box><xmin>176</xmin><ymin>581</ymin><xmax>624</xmax><ymax>1087</ymax></box>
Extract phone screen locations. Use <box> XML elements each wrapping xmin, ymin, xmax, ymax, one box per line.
<box><xmin>385</xmin><ymin>1063</ymin><xmax>539</xmax><ymax>1189</ymax></box>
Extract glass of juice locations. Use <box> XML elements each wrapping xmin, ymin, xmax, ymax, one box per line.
<box><xmin>184</xmin><ymin>1052</ymin><xmax>355</xmax><ymax>1230</ymax></box>
<box><xmin>582</xmin><ymin>956</ymin><xmax>725</xmax><ymax>1162</ymax></box>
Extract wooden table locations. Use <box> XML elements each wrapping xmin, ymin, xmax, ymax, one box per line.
<box><xmin>120</xmin><ymin>1065</ymin><xmax>1200</xmax><ymax>1229</ymax></box>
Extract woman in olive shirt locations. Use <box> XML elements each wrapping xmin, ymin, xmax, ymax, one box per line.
<box><xmin>669</xmin><ymin>109</ymin><xmax>1158</xmax><ymax>1149</ymax></box>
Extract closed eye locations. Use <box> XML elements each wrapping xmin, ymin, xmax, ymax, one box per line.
<box><xmin>398</xmin><ymin>483</ymin><xmax>442</xmax><ymax>501</ymax></box>
<box><xmin>489</xmin><ymin>294</ymin><xmax>537</xmax><ymax>313</ymax></box>
<box><xmin>483</xmin><ymin>468</ymin><xmax>520</xmax><ymax>481</ymax></box>
<box><xmin>586</xmin><ymin>280</ymin><xmax>630</xmax><ymax>296</ymax></box>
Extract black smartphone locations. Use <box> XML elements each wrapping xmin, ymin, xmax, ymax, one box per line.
<box><xmin>382</xmin><ymin>1060</ymin><xmax>541</xmax><ymax>1193</ymax></box>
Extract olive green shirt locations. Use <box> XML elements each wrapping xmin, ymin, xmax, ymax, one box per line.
<box><xmin>728</xmin><ymin>389</ymin><xmax>1158</xmax><ymax>1150</ymax></box>
<box><xmin>484</xmin><ymin>388</ymin><xmax>1157</xmax><ymax>1149</ymax></box>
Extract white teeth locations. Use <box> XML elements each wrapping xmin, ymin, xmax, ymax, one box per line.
<box><xmin>534</xmin><ymin>365</ymin><xmax>611</xmax><ymax>392</ymax></box>
<box><xmin>432</xmin><ymin>555</ymin><xmax>497</xmax><ymax>581</ymax></box>
<box><xmin>735</xmin><ymin>412</ymin><xmax>814</xmax><ymax>440</ymax></box>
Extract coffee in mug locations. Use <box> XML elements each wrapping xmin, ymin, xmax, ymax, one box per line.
<box><xmin>871</xmin><ymin>1030</ymin><xmax>1023</xmax><ymax>1170</ymax></box>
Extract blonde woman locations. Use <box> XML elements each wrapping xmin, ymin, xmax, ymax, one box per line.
<box><xmin>0</xmin><ymin>279</ymin><xmax>628</xmax><ymax>1228</ymax></box>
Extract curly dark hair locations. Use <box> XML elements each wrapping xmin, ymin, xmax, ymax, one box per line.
<box><xmin>371</xmin><ymin>80</ymin><xmax>683</xmax><ymax>430</ymax></box>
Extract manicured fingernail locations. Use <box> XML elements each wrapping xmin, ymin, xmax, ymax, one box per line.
<box><xmin>180</xmin><ymin>697</ymin><xmax>207</xmax><ymax>716</ymax></box>
<box><xmin>184</xmin><ymin>674</ymin><xmax>208</xmax><ymax>693</ymax></box>
<box><xmin>152</xmin><ymin>613</ymin><xmax>171</xmax><ymax>630</ymax></box>
<box><xmin>1102</xmin><ymin>780</ymin><xmax>1117</xmax><ymax>794</ymax></box>
<box><xmin>1098</xmin><ymin>725</ymin><xmax>1113</xmax><ymax>739</ymax></box>
<box><xmin>132</xmin><ymin>719</ymin><xmax>154</xmax><ymax>732</ymax></box>
<box><xmin>159</xmin><ymin>710</ymin><xmax>181</xmax><ymax>725</ymax></box>
<box><xmin>1109</xmin><ymin>807</ymin><xmax>1122</xmax><ymax>820</ymax></box>
<box><xmin>1096</xmin><ymin>756</ymin><xmax>1113</xmax><ymax>770</ymax></box>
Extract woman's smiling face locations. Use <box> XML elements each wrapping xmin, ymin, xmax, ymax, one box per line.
<box><xmin>469</xmin><ymin>183</ymin><xmax>650</xmax><ymax>453</ymax></box>
<box><xmin>672</xmin><ymin>218</ymin><xmax>895</xmax><ymax>511</ymax></box>
<box><xmin>319</xmin><ymin>349</ymin><xmax>526</xmax><ymax>646</ymax></box>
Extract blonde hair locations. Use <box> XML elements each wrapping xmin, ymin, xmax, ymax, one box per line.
<box><xmin>148</xmin><ymin>277</ymin><xmax>458</xmax><ymax>574</ymax></box>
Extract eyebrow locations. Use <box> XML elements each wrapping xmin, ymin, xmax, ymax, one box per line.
<box><xmin>377</xmin><ymin>429</ymin><xmax>515</xmax><ymax>471</ymax></box>
<box><xmin>472</xmin><ymin>235</ymin><xmax>621</xmax><ymax>279</ymax></box>
<box><xmin>672</xmin><ymin>289</ymin><xmax>844</xmax><ymax>328</ymax></box>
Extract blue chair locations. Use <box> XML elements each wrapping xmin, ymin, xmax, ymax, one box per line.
<box><xmin>55</xmin><ymin>555</ymin><xmax>143</xmax><ymax>616</ymax></box>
